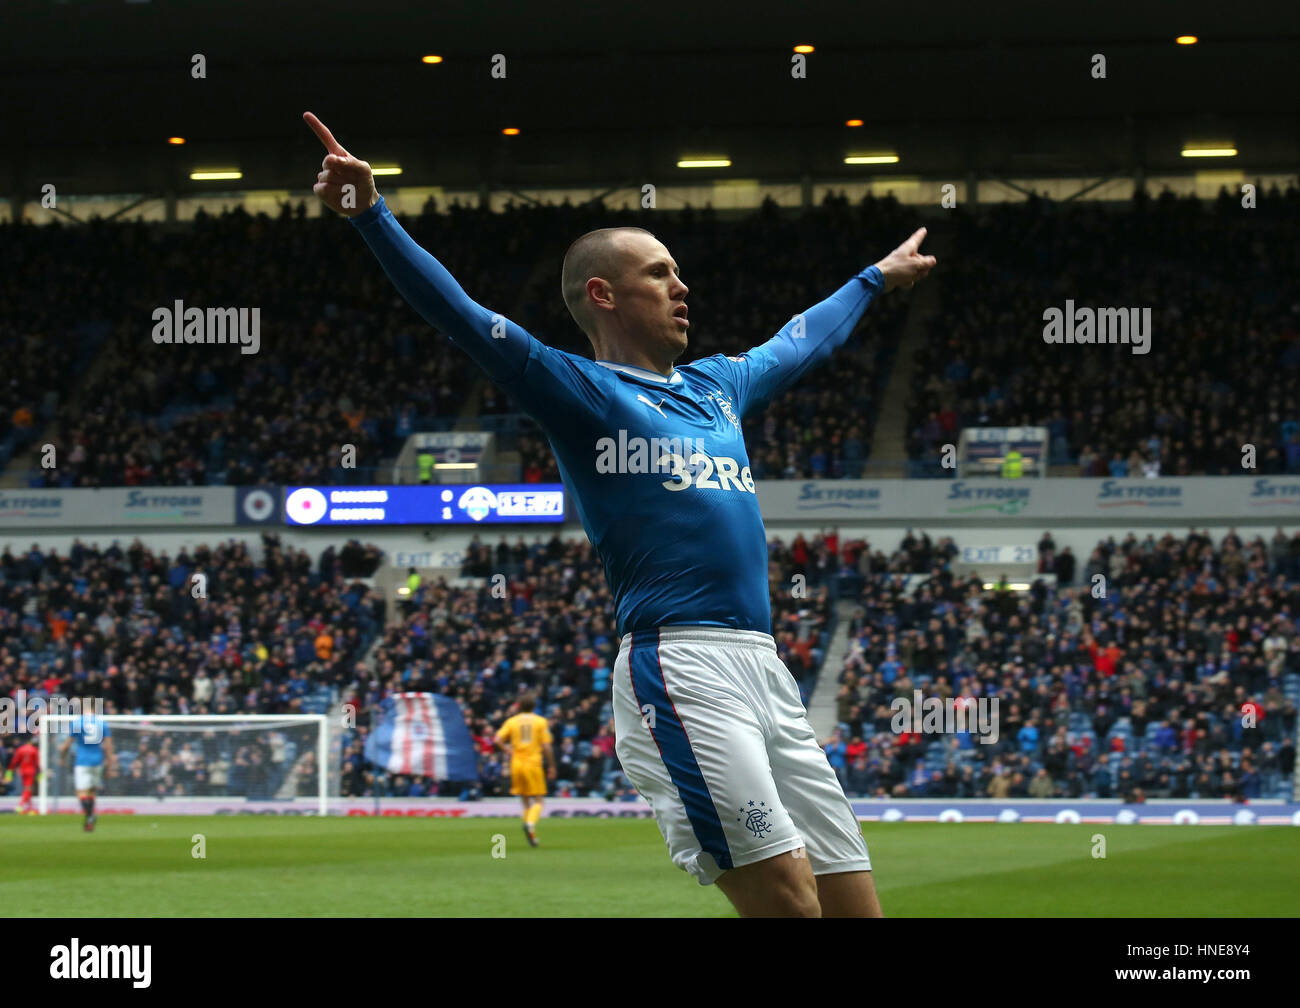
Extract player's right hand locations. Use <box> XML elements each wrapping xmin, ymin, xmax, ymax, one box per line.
<box><xmin>303</xmin><ymin>112</ymin><xmax>380</xmax><ymax>218</ymax></box>
<box><xmin>872</xmin><ymin>227</ymin><xmax>937</xmax><ymax>292</ymax></box>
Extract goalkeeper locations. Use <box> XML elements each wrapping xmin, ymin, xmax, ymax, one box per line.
<box><xmin>6</xmin><ymin>735</ymin><xmax>40</xmax><ymax>815</ymax></box>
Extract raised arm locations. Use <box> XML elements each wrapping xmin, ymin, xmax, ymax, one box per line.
<box><xmin>305</xmin><ymin>111</ymin><xmax>379</xmax><ymax>215</ymax></box>
<box><xmin>873</xmin><ymin>227</ymin><xmax>937</xmax><ymax>293</ymax></box>
<box><xmin>303</xmin><ymin>111</ymin><xmax>533</xmax><ymax>384</ymax></box>
<box><xmin>722</xmin><ymin>228</ymin><xmax>937</xmax><ymax>415</ymax></box>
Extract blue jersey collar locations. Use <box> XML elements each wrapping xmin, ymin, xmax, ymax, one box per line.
<box><xmin>595</xmin><ymin>360</ymin><xmax>683</xmax><ymax>384</ymax></box>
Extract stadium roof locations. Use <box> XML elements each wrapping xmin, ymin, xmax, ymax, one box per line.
<box><xmin>7</xmin><ymin>0</ymin><xmax>1298</xmax><ymax>197</ymax></box>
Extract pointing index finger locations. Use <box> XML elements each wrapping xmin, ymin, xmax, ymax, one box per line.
<box><xmin>303</xmin><ymin>111</ymin><xmax>348</xmax><ymax>157</ymax></box>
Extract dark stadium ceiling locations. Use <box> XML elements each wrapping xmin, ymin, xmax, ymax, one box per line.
<box><xmin>5</xmin><ymin>0</ymin><xmax>1299</xmax><ymax>197</ymax></box>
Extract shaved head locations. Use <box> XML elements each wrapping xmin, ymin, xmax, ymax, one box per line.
<box><xmin>561</xmin><ymin>226</ymin><xmax>655</xmax><ymax>341</ymax></box>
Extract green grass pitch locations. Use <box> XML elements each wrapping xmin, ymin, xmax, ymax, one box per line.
<box><xmin>2</xmin><ymin>816</ymin><xmax>1296</xmax><ymax>916</ymax></box>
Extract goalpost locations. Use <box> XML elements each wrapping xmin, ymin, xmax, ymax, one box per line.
<box><xmin>38</xmin><ymin>714</ymin><xmax>332</xmax><ymax>816</ymax></box>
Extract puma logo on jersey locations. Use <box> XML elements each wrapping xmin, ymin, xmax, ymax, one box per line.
<box><xmin>636</xmin><ymin>394</ymin><xmax>667</xmax><ymax>419</ymax></box>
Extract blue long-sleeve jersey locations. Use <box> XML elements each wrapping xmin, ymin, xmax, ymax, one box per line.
<box><xmin>350</xmin><ymin>197</ymin><xmax>885</xmax><ymax>638</ymax></box>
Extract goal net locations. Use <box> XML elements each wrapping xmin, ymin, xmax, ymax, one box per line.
<box><xmin>37</xmin><ymin>714</ymin><xmax>337</xmax><ymax>815</ymax></box>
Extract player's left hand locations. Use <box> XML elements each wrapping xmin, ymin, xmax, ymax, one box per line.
<box><xmin>873</xmin><ymin>227</ymin><xmax>937</xmax><ymax>292</ymax></box>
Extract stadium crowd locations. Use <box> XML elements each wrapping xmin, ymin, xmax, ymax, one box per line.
<box><xmin>3</xmin><ymin>526</ymin><xmax>1296</xmax><ymax>804</ymax></box>
<box><xmin>7</xmin><ymin>186</ymin><xmax>1299</xmax><ymax>487</ymax></box>
<box><xmin>828</xmin><ymin>527</ymin><xmax>1300</xmax><ymax>801</ymax></box>
<box><xmin>6</xmin><ymin>189</ymin><xmax>922</xmax><ymax>490</ymax></box>
<box><xmin>0</xmin><ymin>529</ymin><xmax>833</xmax><ymax>802</ymax></box>
<box><xmin>907</xmin><ymin>184</ymin><xmax>1300</xmax><ymax>476</ymax></box>
<box><xmin>0</xmin><ymin>534</ymin><xmax>384</xmax><ymax>799</ymax></box>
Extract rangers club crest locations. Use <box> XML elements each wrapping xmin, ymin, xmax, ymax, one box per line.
<box><xmin>737</xmin><ymin>800</ymin><xmax>774</xmax><ymax>838</ymax></box>
<box><xmin>707</xmin><ymin>390</ymin><xmax>741</xmax><ymax>430</ymax></box>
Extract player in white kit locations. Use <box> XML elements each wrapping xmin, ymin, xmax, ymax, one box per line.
<box><xmin>613</xmin><ymin>628</ymin><xmax>874</xmax><ymax>887</ymax></box>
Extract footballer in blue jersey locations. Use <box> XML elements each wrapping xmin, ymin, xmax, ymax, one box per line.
<box><xmin>306</xmin><ymin>112</ymin><xmax>935</xmax><ymax>916</ymax></box>
<box><xmin>58</xmin><ymin>712</ymin><xmax>114</xmax><ymax>832</ymax></box>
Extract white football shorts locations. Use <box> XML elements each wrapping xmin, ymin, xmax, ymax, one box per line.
<box><xmin>613</xmin><ymin>626</ymin><xmax>870</xmax><ymax>886</ymax></box>
<box><xmin>74</xmin><ymin>765</ymin><xmax>104</xmax><ymax>792</ymax></box>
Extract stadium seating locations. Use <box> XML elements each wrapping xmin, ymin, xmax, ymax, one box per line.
<box><xmin>830</xmin><ymin>528</ymin><xmax>1300</xmax><ymax>800</ymax></box>
<box><xmin>3</xmin><ymin>191</ymin><xmax>1299</xmax><ymax>808</ymax></box>
<box><xmin>906</xmin><ymin>187</ymin><xmax>1300</xmax><ymax>476</ymax></box>
<box><xmin>5</xmin><ymin>187</ymin><xmax>1299</xmax><ymax>485</ymax></box>
<box><xmin>0</xmin><ymin>530</ymin><xmax>833</xmax><ymax>800</ymax></box>
<box><xmin>1</xmin><ymin>191</ymin><xmax>916</xmax><ymax>487</ymax></box>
